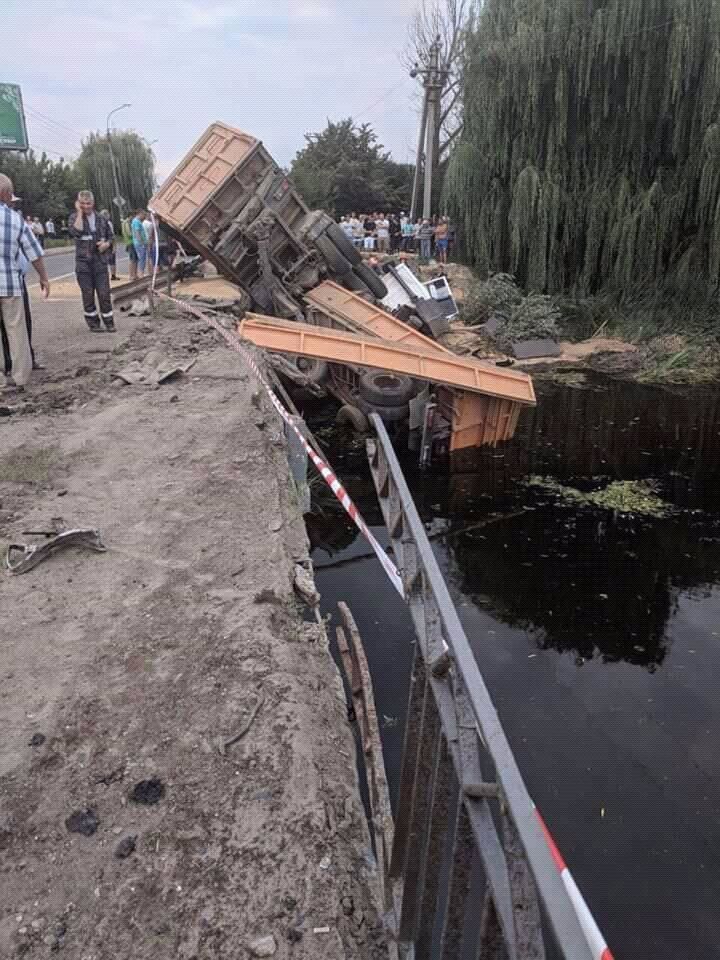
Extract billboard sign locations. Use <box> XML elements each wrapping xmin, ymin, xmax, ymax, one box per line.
<box><xmin>0</xmin><ymin>83</ymin><xmax>29</xmax><ymax>151</ymax></box>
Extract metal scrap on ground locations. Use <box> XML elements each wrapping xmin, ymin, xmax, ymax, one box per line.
<box><xmin>6</xmin><ymin>529</ymin><xmax>107</xmax><ymax>575</ymax></box>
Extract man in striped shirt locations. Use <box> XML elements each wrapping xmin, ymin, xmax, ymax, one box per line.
<box><xmin>0</xmin><ymin>174</ymin><xmax>50</xmax><ymax>393</ymax></box>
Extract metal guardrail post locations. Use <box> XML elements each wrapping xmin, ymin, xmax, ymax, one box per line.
<box><xmin>366</xmin><ymin>414</ymin><xmax>597</xmax><ymax>960</ymax></box>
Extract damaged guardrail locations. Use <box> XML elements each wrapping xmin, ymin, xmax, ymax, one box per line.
<box><xmin>364</xmin><ymin>413</ymin><xmax>613</xmax><ymax>960</ymax></box>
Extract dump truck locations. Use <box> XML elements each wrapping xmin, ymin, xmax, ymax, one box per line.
<box><xmin>150</xmin><ymin>122</ymin><xmax>535</xmax><ymax>457</ymax></box>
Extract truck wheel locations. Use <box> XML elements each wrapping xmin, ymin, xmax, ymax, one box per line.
<box><xmin>315</xmin><ymin>234</ymin><xmax>352</xmax><ymax>276</ymax></box>
<box><xmin>325</xmin><ymin>223</ymin><xmax>362</xmax><ymax>266</ymax></box>
<box><xmin>294</xmin><ymin>357</ymin><xmax>329</xmax><ymax>384</ymax></box>
<box><xmin>359</xmin><ymin>371</ymin><xmax>415</xmax><ymax>408</ymax></box>
<box><xmin>353</xmin><ymin>263</ymin><xmax>388</xmax><ymax>300</ymax></box>
<box><xmin>341</xmin><ymin>272</ymin><xmax>373</xmax><ymax>296</ymax></box>
<box><xmin>336</xmin><ymin>404</ymin><xmax>370</xmax><ymax>434</ymax></box>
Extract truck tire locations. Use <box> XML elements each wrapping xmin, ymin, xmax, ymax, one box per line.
<box><xmin>341</xmin><ymin>272</ymin><xmax>373</xmax><ymax>296</ymax></box>
<box><xmin>359</xmin><ymin>371</ymin><xmax>415</xmax><ymax>408</ymax></box>
<box><xmin>325</xmin><ymin>223</ymin><xmax>362</xmax><ymax>266</ymax></box>
<box><xmin>353</xmin><ymin>262</ymin><xmax>388</xmax><ymax>300</ymax></box>
<box><xmin>294</xmin><ymin>357</ymin><xmax>329</xmax><ymax>384</ymax></box>
<box><xmin>336</xmin><ymin>404</ymin><xmax>370</xmax><ymax>434</ymax></box>
<box><xmin>315</xmin><ymin>234</ymin><xmax>352</xmax><ymax>276</ymax></box>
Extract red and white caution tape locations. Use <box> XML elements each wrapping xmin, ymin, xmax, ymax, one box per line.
<box><xmin>155</xmin><ymin>291</ymin><xmax>404</xmax><ymax>598</ymax></box>
<box><xmin>535</xmin><ymin>807</ymin><xmax>614</xmax><ymax>960</ymax></box>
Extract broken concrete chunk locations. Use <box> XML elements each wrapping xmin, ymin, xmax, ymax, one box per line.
<box><xmin>114</xmin><ymin>835</ymin><xmax>137</xmax><ymax>859</ymax></box>
<box><xmin>248</xmin><ymin>934</ymin><xmax>277</xmax><ymax>957</ymax></box>
<box><xmin>116</xmin><ymin>351</ymin><xmax>197</xmax><ymax>386</ymax></box>
<box><xmin>293</xmin><ymin>564</ymin><xmax>320</xmax><ymax>607</ymax></box>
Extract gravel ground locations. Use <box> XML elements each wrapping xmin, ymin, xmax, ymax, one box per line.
<box><xmin>0</xmin><ymin>290</ymin><xmax>387</xmax><ymax>959</ymax></box>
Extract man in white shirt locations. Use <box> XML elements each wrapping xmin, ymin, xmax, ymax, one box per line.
<box><xmin>45</xmin><ymin>218</ymin><xmax>56</xmax><ymax>242</ymax></box>
<box><xmin>0</xmin><ymin>175</ymin><xmax>50</xmax><ymax>393</ymax></box>
<box><xmin>376</xmin><ymin>214</ymin><xmax>390</xmax><ymax>253</ymax></box>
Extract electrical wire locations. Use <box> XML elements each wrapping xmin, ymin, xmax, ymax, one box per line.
<box><xmin>24</xmin><ymin>105</ymin><xmax>84</xmax><ymax>141</ymax></box>
<box><xmin>351</xmin><ymin>79</ymin><xmax>411</xmax><ymax>123</ymax></box>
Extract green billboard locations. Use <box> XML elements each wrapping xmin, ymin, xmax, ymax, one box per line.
<box><xmin>0</xmin><ymin>83</ymin><xmax>29</xmax><ymax>151</ymax></box>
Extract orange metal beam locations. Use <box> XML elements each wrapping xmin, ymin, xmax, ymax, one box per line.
<box><xmin>305</xmin><ymin>281</ymin><xmax>451</xmax><ymax>357</ymax></box>
<box><xmin>239</xmin><ymin>314</ymin><xmax>536</xmax><ymax>406</ymax></box>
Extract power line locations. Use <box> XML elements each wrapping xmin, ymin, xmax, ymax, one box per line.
<box><xmin>25</xmin><ymin>105</ymin><xmax>84</xmax><ymax>141</ymax></box>
<box><xmin>351</xmin><ymin>79</ymin><xmax>410</xmax><ymax>123</ymax></box>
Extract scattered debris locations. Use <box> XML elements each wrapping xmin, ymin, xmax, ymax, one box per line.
<box><xmin>220</xmin><ymin>697</ymin><xmax>265</xmax><ymax>756</ymax></box>
<box><xmin>248</xmin><ymin>934</ymin><xmax>277</xmax><ymax>957</ymax></box>
<box><xmin>6</xmin><ymin>528</ymin><xmax>106</xmax><ymax>575</ymax></box>
<box><xmin>28</xmin><ymin>733</ymin><xmax>45</xmax><ymax>747</ymax></box>
<box><xmin>129</xmin><ymin>778</ymin><xmax>166</xmax><ymax>806</ymax></box>
<box><xmin>114</xmin><ymin>836</ymin><xmax>137</xmax><ymax>859</ymax></box>
<box><xmin>65</xmin><ymin>809</ymin><xmax>99</xmax><ymax>837</ymax></box>
<box><xmin>116</xmin><ymin>350</ymin><xmax>197</xmax><ymax>387</ymax></box>
<box><xmin>127</xmin><ymin>298</ymin><xmax>151</xmax><ymax>317</ymax></box>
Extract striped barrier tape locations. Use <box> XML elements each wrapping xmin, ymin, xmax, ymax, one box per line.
<box><xmin>152</xmin><ymin>289</ymin><xmax>405</xmax><ymax>598</ymax></box>
<box><xmin>535</xmin><ymin>807</ymin><xmax>614</xmax><ymax>960</ymax></box>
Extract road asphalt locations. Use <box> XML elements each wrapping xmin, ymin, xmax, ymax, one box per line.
<box><xmin>27</xmin><ymin>248</ymin><xmax>130</xmax><ymax>287</ymax></box>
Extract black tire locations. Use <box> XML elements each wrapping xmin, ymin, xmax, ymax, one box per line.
<box><xmin>293</xmin><ymin>357</ymin><xmax>329</xmax><ymax>384</ymax></box>
<box><xmin>359</xmin><ymin>371</ymin><xmax>415</xmax><ymax>408</ymax></box>
<box><xmin>315</xmin><ymin>234</ymin><xmax>352</xmax><ymax>276</ymax></box>
<box><xmin>353</xmin><ymin>262</ymin><xmax>388</xmax><ymax>300</ymax></box>
<box><xmin>325</xmin><ymin>223</ymin><xmax>362</xmax><ymax>266</ymax></box>
<box><xmin>336</xmin><ymin>404</ymin><xmax>370</xmax><ymax>434</ymax></box>
<box><xmin>341</xmin><ymin>271</ymin><xmax>373</xmax><ymax>296</ymax></box>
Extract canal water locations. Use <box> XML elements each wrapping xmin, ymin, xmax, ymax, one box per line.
<box><xmin>302</xmin><ymin>375</ymin><xmax>720</xmax><ymax>960</ymax></box>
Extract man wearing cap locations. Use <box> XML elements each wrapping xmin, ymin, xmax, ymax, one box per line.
<box><xmin>0</xmin><ymin>174</ymin><xmax>50</xmax><ymax>394</ymax></box>
<box><xmin>67</xmin><ymin>190</ymin><xmax>116</xmax><ymax>332</ymax></box>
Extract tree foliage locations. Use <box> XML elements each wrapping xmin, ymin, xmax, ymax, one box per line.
<box><xmin>445</xmin><ymin>0</ymin><xmax>720</xmax><ymax>297</ymax></box>
<box><xmin>403</xmin><ymin>0</ymin><xmax>473</xmax><ymax>162</ymax></box>
<box><xmin>290</xmin><ymin>119</ymin><xmax>413</xmax><ymax>215</ymax></box>
<box><xmin>75</xmin><ymin>131</ymin><xmax>156</xmax><ymax>223</ymax></box>
<box><xmin>0</xmin><ymin>149</ymin><xmax>80</xmax><ymax>221</ymax></box>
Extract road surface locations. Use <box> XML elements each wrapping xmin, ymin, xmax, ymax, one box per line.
<box><xmin>27</xmin><ymin>248</ymin><xmax>130</xmax><ymax>287</ymax></box>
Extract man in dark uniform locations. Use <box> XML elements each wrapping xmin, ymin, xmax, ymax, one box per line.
<box><xmin>67</xmin><ymin>190</ymin><xmax>116</xmax><ymax>332</ymax></box>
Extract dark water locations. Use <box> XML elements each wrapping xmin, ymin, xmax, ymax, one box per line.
<box><xmin>302</xmin><ymin>377</ymin><xmax>720</xmax><ymax>960</ymax></box>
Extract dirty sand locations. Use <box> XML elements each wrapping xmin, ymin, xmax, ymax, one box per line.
<box><xmin>0</xmin><ymin>297</ymin><xmax>387</xmax><ymax>958</ymax></box>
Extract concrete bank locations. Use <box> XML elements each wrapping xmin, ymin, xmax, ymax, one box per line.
<box><xmin>0</xmin><ymin>303</ymin><xmax>387</xmax><ymax>958</ymax></box>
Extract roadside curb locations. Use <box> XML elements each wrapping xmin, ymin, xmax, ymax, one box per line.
<box><xmin>43</xmin><ymin>245</ymin><xmax>74</xmax><ymax>257</ymax></box>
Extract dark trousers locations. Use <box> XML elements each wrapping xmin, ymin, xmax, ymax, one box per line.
<box><xmin>1</xmin><ymin>278</ymin><xmax>34</xmax><ymax>376</ymax></box>
<box><xmin>77</xmin><ymin>258</ymin><xmax>113</xmax><ymax>329</ymax></box>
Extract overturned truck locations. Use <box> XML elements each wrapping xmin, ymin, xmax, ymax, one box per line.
<box><xmin>151</xmin><ymin>122</ymin><xmax>535</xmax><ymax>457</ymax></box>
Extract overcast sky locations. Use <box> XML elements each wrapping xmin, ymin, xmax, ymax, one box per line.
<box><xmin>5</xmin><ymin>0</ymin><xmax>422</xmax><ymax>181</ymax></box>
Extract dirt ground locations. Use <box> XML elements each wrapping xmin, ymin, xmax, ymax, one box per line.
<box><xmin>0</xmin><ymin>288</ymin><xmax>387</xmax><ymax>959</ymax></box>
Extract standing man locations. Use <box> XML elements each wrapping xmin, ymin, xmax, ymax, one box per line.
<box><xmin>0</xmin><ymin>174</ymin><xmax>50</xmax><ymax>394</ymax></box>
<box><xmin>45</xmin><ymin>216</ymin><xmax>56</xmax><ymax>243</ymax></box>
<box><xmin>121</xmin><ymin>212</ymin><xmax>138</xmax><ymax>280</ymax></box>
<box><xmin>32</xmin><ymin>217</ymin><xmax>45</xmax><ymax>248</ymax></box>
<box><xmin>376</xmin><ymin>213</ymin><xmax>389</xmax><ymax>254</ymax></box>
<box><xmin>131</xmin><ymin>209</ymin><xmax>148</xmax><ymax>277</ymax></box>
<box><xmin>67</xmin><ymin>190</ymin><xmax>116</xmax><ymax>332</ymax></box>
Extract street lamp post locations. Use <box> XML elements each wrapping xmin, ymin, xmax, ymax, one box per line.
<box><xmin>106</xmin><ymin>103</ymin><xmax>131</xmax><ymax>215</ymax></box>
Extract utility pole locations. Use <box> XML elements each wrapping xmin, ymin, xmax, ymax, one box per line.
<box><xmin>106</xmin><ymin>103</ymin><xmax>131</xmax><ymax>218</ymax></box>
<box><xmin>409</xmin><ymin>37</ymin><xmax>446</xmax><ymax>222</ymax></box>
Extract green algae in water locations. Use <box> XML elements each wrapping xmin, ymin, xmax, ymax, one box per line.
<box><xmin>527</xmin><ymin>477</ymin><xmax>674</xmax><ymax>518</ymax></box>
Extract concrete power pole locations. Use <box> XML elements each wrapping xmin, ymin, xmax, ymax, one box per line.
<box><xmin>409</xmin><ymin>37</ymin><xmax>444</xmax><ymax>222</ymax></box>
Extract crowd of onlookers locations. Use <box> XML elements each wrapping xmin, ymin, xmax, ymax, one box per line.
<box><xmin>338</xmin><ymin>212</ymin><xmax>455</xmax><ymax>264</ymax></box>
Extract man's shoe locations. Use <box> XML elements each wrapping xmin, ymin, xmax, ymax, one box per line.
<box><xmin>104</xmin><ymin>321</ymin><xmax>117</xmax><ymax>332</ymax></box>
<box><xmin>86</xmin><ymin>322</ymin><xmax>102</xmax><ymax>332</ymax></box>
<box><xmin>32</xmin><ymin>360</ymin><xmax>45</xmax><ymax>371</ymax></box>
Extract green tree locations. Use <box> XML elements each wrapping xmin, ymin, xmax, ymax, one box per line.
<box><xmin>445</xmin><ymin>0</ymin><xmax>720</xmax><ymax>297</ymax></box>
<box><xmin>291</xmin><ymin>119</ymin><xmax>413</xmax><ymax>215</ymax></box>
<box><xmin>75</xmin><ymin>130</ymin><xmax>155</xmax><ymax>225</ymax></box>
<box><xmin>0</xmin><ymin>149</ymin><xmax>79</xmax><ymax>221</ymax></box>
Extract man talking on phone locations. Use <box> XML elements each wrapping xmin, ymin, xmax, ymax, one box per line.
<box><xmin>67</xmin><ymin>190</ymin><xmax>116</xmax><ymax>332</ymax></box>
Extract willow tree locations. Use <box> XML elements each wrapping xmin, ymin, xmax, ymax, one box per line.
<box><xmin>446</xmin><ymin>0</ymin><xmax>720</xmax><ymax>297</ymax></box>
<box><xmin>75</xmin><ymin>131</ymin><xmax>155</xmax><ymax>223</ymax></box>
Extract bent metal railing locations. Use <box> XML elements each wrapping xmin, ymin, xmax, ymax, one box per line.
<box><xmin>362</xmin><ymin>413</ymin><xmax>612</xmax><ymax>960</ymax></box>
